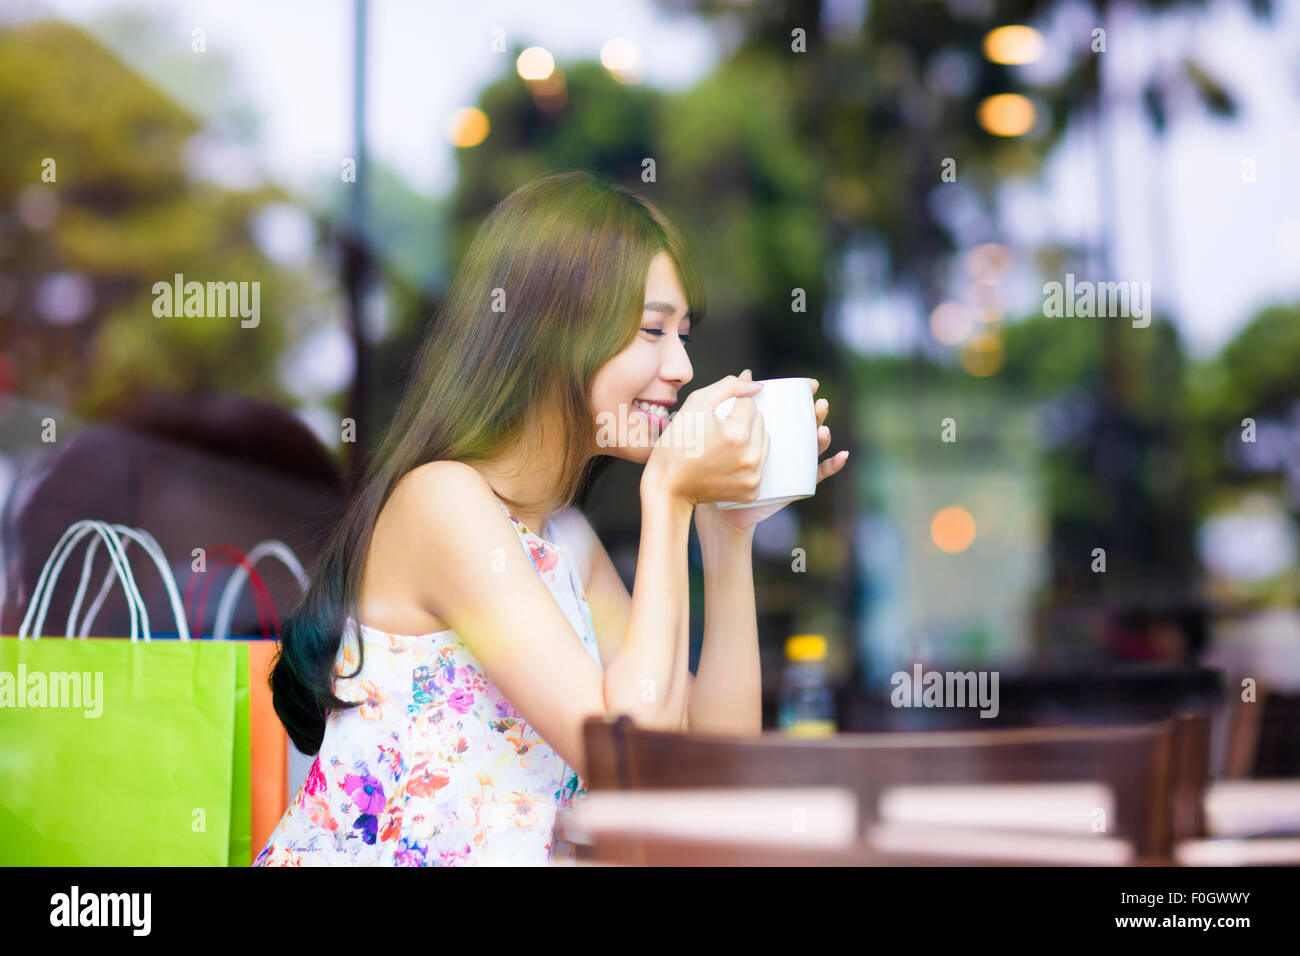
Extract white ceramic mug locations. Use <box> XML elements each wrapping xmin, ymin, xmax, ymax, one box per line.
<box><xmin>711</xmin><ymin>377</ymin><xmax>818</xmax><ymax>510</ymax></box>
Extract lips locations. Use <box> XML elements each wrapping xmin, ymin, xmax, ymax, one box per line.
<box><xmin>631</xmin><ymin>398</ymin><xmax>671</xmax><ymax>430</ymax></box>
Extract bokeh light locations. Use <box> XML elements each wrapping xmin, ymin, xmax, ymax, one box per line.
<box><xmin>977</xmin><ymin>94</ymin><xmax>1036</xmax><ymax>136</ymax></box>
<box><xmin>528</xmin><ymin>69</ymin><xmax>567</xmax><ymax>111</ymax></box>
<box><xmin>971</xmin><ymin>278</ymin><xmax>1004</xmax><ymax>320</ymax></box>
<box><xmin>601</xmin><ymin>38</ymin><xmax>640</xmax><ymax>77</ymax></box>
<box><xmin>17</xmin><ymin>185</ymin><xmax>58</xmax><ymax>230</ymax></box>
<box><xmin>982</xmin><ymin>26</ymin><xmax>1044</xmax><ymax>65</ymax></box>
<box><xmin>600</xmin><ymin>38</ymin><xmax>644</xmax><ymax>83</ymax></box>
<box><xmin>966</xmin><ymin>242</ymin><xmax>1013</xmax><ymax>281</ymax></box>
<box><xmin>446</xmin><ymin>107</ymin><xmax>489</xmax><ymax>148</ymax></box>
<box><xmin>961</xmin><ymin>331</ymin><xmax>1004</xmax><ymax>376</ymax></box>
<box><xmin>931</xmin><ymin>506</ymin><xmax>977</xmax><ymax>554</ymax></box>
<box><xmin>930</xmin><ymin>301</ymin><xmax>972</xmax><ymax>345</ymax></box>
<box><xmin>515</xmin><ymin>47</ymin><xmax>555</xmax><ymax>82</ymax></box>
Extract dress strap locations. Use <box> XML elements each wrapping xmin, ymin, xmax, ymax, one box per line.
<box><xmin>490</xmin><ymin>492</ymin><xmax>562</xmax><ymax>552</ymax></box>
<box><xmin>543</xmin><ymin>514</ymin><xmax>565</xmax><ymax>550</ymax></box>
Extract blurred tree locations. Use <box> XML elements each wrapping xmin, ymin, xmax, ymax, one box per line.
<box><xmin>1186</xmin><ymin>303</ymin><xmax>1300</xmax><ymax>508</ymax></box>
<box><xmin>0</xmin><ymin>19</ymin><xmax>322</xmax><ymax>416</ymax></box>
<box><xmin>654</xmin><ymin>0</ymin><xmax>1272</xmax><ymax>638</ymax></box>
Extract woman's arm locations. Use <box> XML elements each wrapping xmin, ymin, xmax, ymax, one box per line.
<box><xmin>399</xmin><ymin>461</ymin><xmax>689</xmax><ymax>781</ymax></box>
<box><xmin>568</xmin><ymin>501</ymin><xmax>758</xmax><ymax>736</ymax></box>
<box><xmin>688</xmin><ymin>520</ymin><xmax>762</xmax><ymax>734</ymax></box>
<box><xmin>600</xmin><ymin>467</ymin><xmax>695</xmax><ymax>730</ymax></box>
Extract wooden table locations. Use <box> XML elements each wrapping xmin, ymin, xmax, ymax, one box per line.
<box><xmin>560</xmin><ymin>779</ymin><xmax>1300</xmax><ymax>866</ymax></box>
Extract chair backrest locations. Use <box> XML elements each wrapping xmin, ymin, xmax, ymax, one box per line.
<box><xmin>1224</xmin><ymin>683</ymin><xmax>1300</xmax><ymax>778</ymax></box>
<box><xmin>1169</xmin><ymin>708</ymin><xmax>1212</xmax><ymax>841</ymax></box>
<box><xmin>583</xmin><ymin>714</ymin><xmax>1185</xmax><ymax>860</ymax></box>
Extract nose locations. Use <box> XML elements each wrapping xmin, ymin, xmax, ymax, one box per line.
<box><xmin>660</xmin><ymin>335</ymin><xmax>693</xmax><ymax>387</ymax></box>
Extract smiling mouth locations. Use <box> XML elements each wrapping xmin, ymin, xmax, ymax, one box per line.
<box><xmin>631</xmin><ymin>399</ymin><xmax>671</xmax><ymax>430</ymax></box>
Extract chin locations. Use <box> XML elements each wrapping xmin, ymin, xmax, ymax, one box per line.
<box><xmin>601</xmin><ymin>442</ymin><xmax>654</xmax><ymax>465</ymax></box>
<box><xmin>622</xmin><ymin>443</ymin><xmax>654</xmax><ymax>465</ymax></box>
<box><xmin>593</xmin><ymin>408</ymin><xmax>659</xmax><ymax>465</ymax></box>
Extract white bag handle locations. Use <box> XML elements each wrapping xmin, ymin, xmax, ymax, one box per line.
<box><xmin>73</xmin><ymin>526</ymin><xmax>192</xmax><ymax>641</ymax></box>
<box><xmin>212</xmin><ymin>539</ymin><xmax>309</xmax><ymax>640</ymax></box>
<box><xmin>20</xmin><ymin>520</ymin><xmax>141</xmax><ymax>640</ymax></box>
<box><xmin>19</xmin><ymin>520</ymin><xmax>145</xmax><ymax>641</ymax></box>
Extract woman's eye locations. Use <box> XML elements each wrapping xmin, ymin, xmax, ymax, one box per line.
<box><xmin>642</xmin><ymin>328</ymin><xmax>692</xmax><ymax>344</ymax></box>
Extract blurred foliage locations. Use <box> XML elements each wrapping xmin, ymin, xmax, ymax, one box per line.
<box><xmin>445</xmin><ymin>54</ymin><xmax>834</xmax><ymax>386</ymax></box>
<box><xmin>3</xmin><ymin>1</ymin><xmax>1295</xmax><ymax>665</ymax></box>
<box><xmin>650</xmin><ymin>0</ymin><xmax>1272</xmax><ymax>622</ymax></box>
<box><xmin>0</xmin><ymin>19</ymin><xmax>319</xmax><ymax>415</ymax></box>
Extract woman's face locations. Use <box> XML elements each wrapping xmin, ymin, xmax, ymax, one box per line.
<box><xmin>589</xmin><ymin>251</ymin><xmax>695</xmax><ymax>464</ymax></box>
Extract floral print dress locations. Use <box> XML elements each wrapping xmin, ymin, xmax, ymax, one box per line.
<box><xmin>253</xmin><ymin>497</ymin><xmax>602</xmax><ymax>866</ymax></box>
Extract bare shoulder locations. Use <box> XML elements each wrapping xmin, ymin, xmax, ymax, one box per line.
<box><xmin>379</xmin><ymin>463</ymin><xmax>509</xmax><ymax>587</ymax></box>
<box><xmin>361</xmin><ymin>460</ymin><xmax>501</xmax><ymax>634</ymax></box>
<box><xmin>397</xmin><ymin>459</ymin><xmax>489</xmax><ymax>500</ymax></box>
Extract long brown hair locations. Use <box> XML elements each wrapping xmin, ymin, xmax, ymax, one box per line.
<box><xmin>271</xmin><ymin>171</ymin><xmax>707</xmax><ymax>755</ymax></box>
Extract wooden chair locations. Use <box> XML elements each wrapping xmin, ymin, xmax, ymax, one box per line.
<box><xmin>581</xmin><ymin>713</ymin><xmax>1189</xmax><ymax>863</ymax></box>
<box><xmin>1169</xmin><ymin>708</ymin><xmax>1212</xmax><ymax>842</ymax></box>
<box><xmin>1222</xmin><ymin>682</ymin><xmax>1300</xmax><ymax>778</ymax></box>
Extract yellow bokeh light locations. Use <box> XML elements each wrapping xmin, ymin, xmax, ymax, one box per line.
<box><xmin>446</xmin><ymin>107</ymin><xmax>489</xmax><ymax>148</ymax></box>
<box><xmin>961</xmin><ymin>332</ymin><xmax>1004</xmax><ymax>376</ymax></box>
<box><xmin>516</xmin><ymin>47</ymin><xmax>555</xmax><ymax>81</ymax></box>
<box><xmin>978</xmin><ymin>94</ymin><xmax>1036</xmax><ymax>136</ymax></box>
<box><xmin>929</xmin><ymin>301</ymin><xmax>972</xmax><ymax>346</ymax></box>
<box><xmin>983</xmin><ymin>25</ymin><xmax>1044</xmax><ymax>65</ymax></box>
<box><xmin>931</xmin><ymin>506</ymin><xmax>977</xmax><ymax>554</ymax></box>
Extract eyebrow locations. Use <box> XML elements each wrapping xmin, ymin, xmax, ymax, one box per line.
<box><xmin>644</xmin><ymin>301</ymin><xmax>693</xmax><ymax>320</ymax></box>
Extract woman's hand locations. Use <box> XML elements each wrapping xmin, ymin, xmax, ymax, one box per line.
<box><xmin>642</xmin><ymin>372</ymin><xmax>769</xmax><ymax>508</ymax></box>
<box><xmin>694</xmin><ymin>373</ymin><xmax>849</xmax><ymax>539</ymax></box>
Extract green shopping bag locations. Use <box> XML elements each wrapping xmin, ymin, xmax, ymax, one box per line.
<box><xmin>0</xmin><ymin>520</ymin><xmax>250</xmax><ymax>865</ymax></box>
<box><xmin>0</xmin><ymin>639</ymin><xmax>250</xmax><ymax>865</ymax></box>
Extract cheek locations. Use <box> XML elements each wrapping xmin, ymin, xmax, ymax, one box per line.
<box><xmin>592</xmin><ymin>351</ymin><xmax>653</xmax><ymax>409</ymax></box>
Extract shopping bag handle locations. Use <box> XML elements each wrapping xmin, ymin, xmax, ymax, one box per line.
<box><xmin>213</xmin><ymin>539</ymin><xmax>309</xmax><ymax>640</ymax></box>
<box><xmin>184</xmin><ymin>544</ymin><xmax>277</xmax><ymax>639</ymax></box>
<box><xmin>19</xmin><ymin>520</ymin><xmax>145</xmax><ymax>640</ymax></box>
<box><xmin>70</xmin><ymin>528</ymin><xmax>147</xmax><ymax>639</ymax></box>
<box><xmin>72</xmin><ymin>526</ymin><xmax>192</xmax><ymax>641</ymax></box>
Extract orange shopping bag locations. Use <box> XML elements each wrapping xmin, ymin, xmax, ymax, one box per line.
<box><xmin>204</xmin><ymin>540</ymin><xmax>309</xmax><ymax>862</ymax></box>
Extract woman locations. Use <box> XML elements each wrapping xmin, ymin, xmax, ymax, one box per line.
<box><xmin>257</xmin><ymin>171</ymin><xmax>848</xmax><ymax>866</ymax></box>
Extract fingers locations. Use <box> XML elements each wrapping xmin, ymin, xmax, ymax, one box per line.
<box><xmin>742</xmin><ymin>417</ymin><xmax>767</xmax><ymax>500</ymax></box>
<box><xmin>701</xmin><ymin>373</ymin><xmax>763</xmax><ymax>424</ymax></box>
<box><xmin>720</xmin><ymin>393</ymin><xmax>758</xmax><ymax>438</ymax></box>
<box><xmin>744</xmin><ymin>409</ymin><xmax>766</xmax><ymax>461</ymax></box>
<box><xmin>699</xmin><ymin>373</ymin><xmax>764</xmax><ymax>405</ymax></box>
<box><xmin>730</xmin><ymin>369</ymin><xmax>761</xmax><ymax>394</ymax></box>
<box><xmin>814</xmin><ymin>392</ymin><xmax>830</xmax><ymax>452</ymax></box>
<box><xmin>817</xmin><ymin>449</ymin><xmax>849</xmax><ymax>483</ymax></box>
